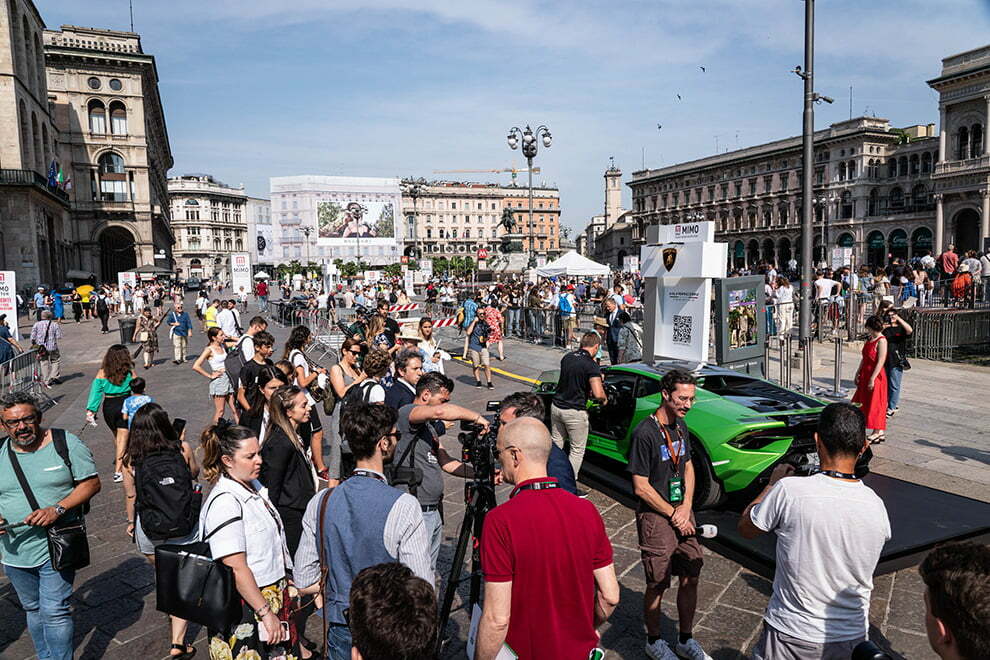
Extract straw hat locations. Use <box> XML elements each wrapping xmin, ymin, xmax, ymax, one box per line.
<box><xmin>593</xmin><ymin>316</ymin><xmax>608</xmax><ymax>328</ymax></box>
<box><xmin>398</xmin><ymin>326</ymin><xmax>423</xmax><ymax>342</ymax></box>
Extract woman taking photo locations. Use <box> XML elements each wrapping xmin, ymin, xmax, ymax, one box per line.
<box><xmin>192</xmin><ymin>327</ymin><xmax>238</xmax><ymax>423</ymax></box>
<box><xmin>86</xmin><ymin>344</ymin><xmax>135</xmax><ymax>483</ymax></box>
<box><xmin>239</xmin><ymin>366</ymin><xmax>289</xmax><ymax>442</ymax></box>
<box><xmin>876</xmin><ymin>301</ymin><xmax>913</xmax><ymax>418</ymax></box>
<box><xmin>417</xmin><ymin>317</ymin><xmax>446</xmax><ymax>374</ymax></box>
<box><xmin>121</xmin><ymin>403</ymin><xmax>199</xmax><ymax>660</ymax></box>
<box><xmin>199</xmin><ymin>420</ymin><xmax>300</xmax><ymax>660</ymax></box>
<box><xmin>325</xmin><ymin>337</ymin><xmax>367</xmax><ymax>486</ymax></box>
<box><xmin>852</xmin><ymin>315</ymin><xmax>889</xmax><ymax>444</ymax></box>
<box><xmin>132</xmin><ymin>306</ymin><xmax>164</xmax><ymax>370</ymax></box>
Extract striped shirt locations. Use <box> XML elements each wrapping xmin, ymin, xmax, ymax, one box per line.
<box><xmin>30</xmin><ymin>320</ymin><xmax>62</xmax><ymax>352</ymax></box>
<box><xmin>292</xmin><ymin>468</ymin><xmax>433</xmax><ymax>589</ymax></box>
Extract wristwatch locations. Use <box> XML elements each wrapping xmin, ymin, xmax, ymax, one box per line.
<box><xmin>53</xmin><ymin>504</ymin><xmax>66</xmax><ymax>517</ymax></box>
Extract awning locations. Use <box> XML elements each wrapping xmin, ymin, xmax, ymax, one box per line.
<box><xmin>65</xmin><ymin>270</ymin><xmax>96</xmax><ymax>280</ymax></box>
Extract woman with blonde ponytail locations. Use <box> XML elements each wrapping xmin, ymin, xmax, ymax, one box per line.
<box><xmin>197</xmin><ymin>420</ymin><xmax>300</xmax><ymax>660</ymax></box>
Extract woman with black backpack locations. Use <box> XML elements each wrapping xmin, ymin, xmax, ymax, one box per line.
<box><xmin>121</xmin><ymin>403</ymin><xmax>200</xmax><ymax>660</ymax></box>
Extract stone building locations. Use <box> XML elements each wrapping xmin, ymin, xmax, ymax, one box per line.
<box><xmin>167</xmin><ymin>174</ymin><xmax>247</xmax><ymax>282</ymax></box>
<box><xmin>0</xmin><ymin>0</ymin><xmax>72</xmax><ymax>289</ymax></box>
<box><xmin>44</xmin><ymin>24</ymin><xmax>174</xmax><ymax>280</ymax></box>
<box><xmin>500</xmin><ymin>185</ymin><xmax>561</xmax><ymax>257</ymax></box>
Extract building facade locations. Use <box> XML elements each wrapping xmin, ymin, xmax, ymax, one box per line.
<box><xmin>400</xmin><ymin>179</ymin><xmax>562</xmax><ymax>261</ymax></box>
<box><xmin>167</xmin><ymin>175</ymin><xmax>247</xmax><ymax>281</ymax></box>
<box><xmin>44</xmin><ymin>24</ymin><xmax>174</xmax><ymax>280</ymax></box>
<box><xmin>270</xmin><ymin>176</ymin><xmax>402</xmax><ymax>267</ymax></box>
<box><xmin>245</xmin><ymin>196</ymin><xmax>273</xmax><ymax>269</ymax></box>
<box><xmin>0</xmin><ymin>0</ymin><xmax>72</xmax><ymax>289</ymax></box>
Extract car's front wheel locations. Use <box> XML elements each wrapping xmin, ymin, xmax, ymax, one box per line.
<box><xmin>690</xmin><ymin>437</ymin><xmax>725</xmax><ymax>510</ymax></box>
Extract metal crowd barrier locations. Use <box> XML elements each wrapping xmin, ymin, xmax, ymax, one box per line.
<box><xmin>906</xmin><ymin>308</ymin><xmax>990</xmax><ymax>361</ymax></box>
<box><xmin>0</xmin><ymin>349</ymin><xmax>56</xmax><ymax>410</ymax></box>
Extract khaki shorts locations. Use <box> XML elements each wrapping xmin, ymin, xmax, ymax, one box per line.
<box><xmin>636</xmin><ymin>509</ymin><xmax>704</xmax><ymax>589</ymax></box>
<box><xmin>469</xmin><ymin>348</ymin><xmax>490</xmax><ymax>367</ymax></box>
<box><xmin>562</xmin><ymin>316</ymin><xmax>577</xmax><ymax>330</ymax></box>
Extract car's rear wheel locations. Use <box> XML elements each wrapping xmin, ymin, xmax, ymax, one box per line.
<box><xmin>690</xmin><ymin>437</ymin><xmax>725</xmax><ymax>510</ymax></box>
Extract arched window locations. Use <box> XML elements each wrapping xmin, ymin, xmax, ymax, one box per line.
<box><xmin>868</xmin><ymin>189</ymin><xmax>879</xmax><ymax>216</ymax></box>
<box><xmin>971</xmin><ymin>124</ymin><xmax>983</xmax><ymax>158</ymax></box>
<box><xmin>18</xmin><ymin>99</ymin><xmax>30</xmax><ymax>169</ymax></box>
<box><xmin>957</xmin><ymin>126</ymin><xmax>970</xmax><ymax>160</ymax></box>
<box><xmin>31</xmin><ymin>112</ymin><xmax>41</xmax><ymax>172</ymax></box>
<box><xmin>841</xmin><ymin>190</ymin><xmax>853</xmax><ymax>219</ymax></box>
<box><xmin>109</xmin><ymin>101</ymin><xmax>127</xmax><ymax>135</ymax></box>
<box><xmin>898</xmin><ymin>156</ymin><xmax>908</xmax><ymax>176</ymax></box>
<box><xmin>911</xmin><ymin>184</ymin><xmax>927</xmax><ymax>208</ymax></box>
<box><xmin>921</xmin><ymin>152</ymin><xmax>932</xmax><ymax>173</ymax></box>
<box><xmin>225</xmin><ymin>239</ymin><xmax>232</xmax><ymax>251</ymax></box>
<box><xmin>889</xmin><ymin>187</ymin><xmax>904</xmax><ymax>211</ymax></box>
<box><xmin>909</xmin><ymin>154</ymin><xmax>919</xmax><ymax>175</ymax></box>
<box><xmin>88</xmin><ymin>99</ymin><xmax>106</xmax><ymax>134</ymax></box>
<box><xmin>22</xmin><ymin>16</ymin><xmax>34</xmax><ymax>93</ymax></box>
<box><xmin>838</xmin><ymin>162</ymin><xmax>847</xmax><ymax>181</ymax></box>
<box><xmin>97</xmin><ymin>152</ymin><xmax>127</xmax><ymax>201</ymax></box>
<box><xmin>848</xmin><ymin>160</ymin><xmax>856</xmax><ymax>178</ymax></box>
<box><xmin>887</xmin><ymin>158</ymin><xmax>897</xmax><ymax>178</ymax></box>
<box><xmin>236</xmin><ymin>239</ymin><xmax>243</xmax><ymax>251</ymax></box>
<box><xmin>41</xmin><ymin>123</ymin><xmax>50</xmax><ymax>168</ymax></box>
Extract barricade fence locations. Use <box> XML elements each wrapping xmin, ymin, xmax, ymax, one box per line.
<box><xmin>0</xmin><ymin>348</ymin><xmax>57</xmax><ymax>409</ymax></box>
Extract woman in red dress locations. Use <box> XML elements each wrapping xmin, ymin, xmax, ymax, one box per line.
<box><xmin>853</xmin><ymin>315</ymin><xmax>889</xmax><ymax>443</ymax></box>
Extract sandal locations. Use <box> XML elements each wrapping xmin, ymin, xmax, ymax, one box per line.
<box><xmin>169</xmin><ymin>643</ymin><xmax>196</xmax><ymax>659</ymax></box>
<box><xmin>868</xmin><ymin>432</ymin><xmax>886</xmax><ymax>444</ymax></box>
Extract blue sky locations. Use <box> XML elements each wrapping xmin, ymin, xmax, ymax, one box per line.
<box><xmin>37</xmin><ymin>0</ymin><xmax>990</xmax><ymax>235</ymax></box>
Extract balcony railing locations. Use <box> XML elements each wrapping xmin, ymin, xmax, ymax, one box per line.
<box><xmin>934</xmin><ymin>155</ymin><xmax>990</xmax><ymax>175</ymax></box>
<box><xmin>0</xmin><ymin>168</ymin><xmax>70</xmax><ymax>203</ymax></box>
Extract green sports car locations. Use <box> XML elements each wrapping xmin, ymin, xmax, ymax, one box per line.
<box><xmin>533</xmin><ymin>360</ymin><xmax>868</xmax><ymax>509</ymax></box>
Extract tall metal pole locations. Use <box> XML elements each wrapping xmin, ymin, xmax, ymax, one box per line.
<box><xmin>799</xmin><ymin>0</ymin><xmax>816</xmax><ymax>342</ymax></box>
<box><xmin>528</xmin><ymin>157</ymin><xmax>535</xmax><ymax>268</ymax></box>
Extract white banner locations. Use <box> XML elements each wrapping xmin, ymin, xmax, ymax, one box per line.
<box><xmin>623</xmin><ymin>255</ymin><xmax>640</xmax><ymax>272</ymax></box>
<box><xmin>0</xmin><ymin>271</ymin><xmax>18</xmax><ymax>340</ymax></box>
<box><xmin>831</xmin><ymin>247</ymin><xmax>853</xmax><ymax>270</ymax></box>
<box><xmin>365</xmin><ymin>270</ymin><xmax>382</xmax><ymax>283</ymax></box>
<box><xmin>404</xmin><ymin>271</ymin><xmax>415</xmax><ymax>296</ymax></box>
<box><xmin>419</xmin><ymin>259</ymin><xmax>433</xmax><ymax>273</ymax></box>
<box><xmin>117</xmin><ymin>271</ymin><xmax>137</xmax><ymax>291</ymax></box>
<box><xmin>230</xmin><ymin>253</ymin><xmax>252</xmax><ymax>297</ymax></box>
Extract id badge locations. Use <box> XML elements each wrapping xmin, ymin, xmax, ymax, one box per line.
<box><xmin>668</xmin><ymin>477</ymin><xmax>684</xmax><ymax>503</ymax></box>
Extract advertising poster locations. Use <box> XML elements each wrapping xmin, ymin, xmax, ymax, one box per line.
<box><xmin>316</xmin><ymin>200</ymin><xmax>397</xmax><ymax>245</ymax></box>
<box><xmin>658</xmin><ymin>278</ymin><xmax>710</xmax><ymax>362</ymax></box>
<box><xmin>404</xmin><ymin>271</ymin><xmax>415</xmax><ymax>296</ymax></box>
<box><xmin>231</xmin><ymin>253</ymin><xmax>252</xmax><ymax>297</ymax></box>
<box><xmin>419</xmin><ymin>259</ymin><xmax>433</xmax><ymax>273</ymax></box>
<box><xmin>117</xmin><ymin>271</ymin><xmax>137</xmax><ymax>291</ymax></box>
<box><xmin>727</xmin><ymin>287</ymin><xmax>759</xmax><ymax>349</ymax></box>
<box><xmin>0</xmin><ymin>271</ymin><xmax>18</xmax><ymax>340</ymax></box>
<box><xmin>623</xmin><ymin>255</ymin><xmax>640</xmax><ymax>272</ymax></box>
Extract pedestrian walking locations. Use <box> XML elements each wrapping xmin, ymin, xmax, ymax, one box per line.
<box><xmin>238</xmin><ymin>366</ymin><xmax>289</xmax><ymax>442</ymax></box>
<box><xmin>0</xmin><ymin>391</ymin><xmax>101</xmax><ymax>660</ymax></box>
<box><xmin>95</xmin><ymin>291</ymin><xmax>111</xmax><ymax>333</ymax></box>
<box><xmin>120</xmin><ymin>377</ymin><xmax>152</xmax><ymax>428</ymax></box>
<box><xmin>120</xmin><ymin>403</ymin><xmax>200</xmax><ymax>660</ymax></box>
<box><xmin>70</xmin><ymin>290</ymin><xmax>83</xmax><ymax>323</ymax></box>
<box><xmin>50</xmin><ymin>288</ymin><xmax>64</xmax><ymax>321</ymax></box>
<box><xmin>550</xmin><ymin>332</ymin><xmax>608</xmax><ymax>477</ymax></box>
<box><xmin>852</xmin><ymin>316</ymin><xmax>888</xmax><ymax>443</ymax></box>
<box><xmin>465</xmin><ymin>310</ymin><xmax>494</xmax><ymax>389</ymax></box>
<box><xmin>0</xmin><ymin>314</ymin><xmax>22</xmax><ymax>365</ymax></box>
<box><xmin>86</xmin><ymin>344</ymin><xmax>135</xmax><ymax>482</ymax></box>
<box><xmin>132</xmin><ymin>307</ymin><xmax>163</xmax><ymax>370</ymax></box>
<box><xmin>166</xmin><ymin>302</ymin><xmax>193</xmax><ymax>364</ymax></box>
<box><xmin>481</xmin><ymin>301</ymin><xmax>506</xmax><ymax>361</ymax></box>
<box><xmin>198</xmin><ymin>420</ymin><xmax>301</xmax><ymax>660</ymax></box>
<box><xmin>192</xmin><ymin>327</ymin><xmax>238</xmax><ymax>423</ymax></box>
<box><xmin>30</xmin><ymin>311</ymin><xmax>63</xmax><ymax>387</ymax></box>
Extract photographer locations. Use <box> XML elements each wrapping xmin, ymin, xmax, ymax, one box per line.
<box><xmin>498</xmin><ymin>392</ymin><xmax>577</xmax><ymax>495</ymax></box>
<box><xmin>476</xmin><ymin>417</ymin><xmax>618</xmax><ymax>660</ymax></box>
<box><xmin>876</xmin><ymin>301</ymin><xmax>913</xmax><ymax>418</ymax></box>
<box><xmin>919</xmin><ymin>541</ymin><xmax>990</xmax><ymax>660</ymax></box>
<box><xmin>394</xmin><ymin>372</ymin><xmax>487</xmax><ymax>572</ymax></box>
<box><xmin>739</xmin><ymin>402</ymin><xmax>891</xmax><ymax>659</ymax></box>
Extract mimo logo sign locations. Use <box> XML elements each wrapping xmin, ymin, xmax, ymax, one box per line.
<box><xmin>675</xmin><ymin>223</ymin><xmax>701</xmax><ymax>238</ymax></box>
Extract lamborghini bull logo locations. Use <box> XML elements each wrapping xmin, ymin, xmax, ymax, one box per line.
<box><xmin>662</xmin><ymin>247</ymin><xmax>677</xmax><ymax>271</ymax></box>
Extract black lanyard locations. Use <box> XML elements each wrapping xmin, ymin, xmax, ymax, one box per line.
<box><xmin>510</xmin><ymin>479</ymin><xmax>560</xmax><ymax>498</ymax></box>
<box><xmin>351</xmin><ymin>469</ymin><xmax>387</xmax><ymax>483</ymax></box>
<box><xmin>819</xmin><ymin>469</ymin><xmax>858</xmax><ymax>480</ymax></box>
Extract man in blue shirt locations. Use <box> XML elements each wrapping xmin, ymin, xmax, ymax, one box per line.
<box><xmin>499</xmin><ymin>392</ymin><xmax>578</xmax><ymax>495</ymax></box>
<box><xmin>166</xmin><ymin>302</ymin><xmax>193</xmax><ymax>364</ymax></box>
<box><xmin>461</xmin><ymin>294</ymin><xmax>479</xmax><ymax>359</ymax></box>
<box><xmin>32</xmin><ymin>288</ymin><xmax>47</xmax><ymax>321</ymax></box>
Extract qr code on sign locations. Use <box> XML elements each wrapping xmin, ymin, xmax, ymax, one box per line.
<box><xmin>672</xmin><ymin>315</ymin><xmax>692</xmax><ymax>345</ymax></box>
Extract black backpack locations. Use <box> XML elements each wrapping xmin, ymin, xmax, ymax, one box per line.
<box><xmin>337</xmin><ymin>380</ymin><xmax>378</xmax><ymax>434</ymax></box>
<box><xmin>135</xmin><ymin>450</ymin><xmax>202</xmax><ymax>540</ymax></box>
<box><xmin>223</xmin><ymin>336</ymin><xmax>250</xmax><ymax>393</ymax></box>
<box><xmin>96</xmin><ymin>297</ymin><xmax>109</xmax><ymax>315</ymax></box>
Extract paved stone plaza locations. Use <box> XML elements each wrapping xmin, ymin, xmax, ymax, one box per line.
<box><xmin>1</xmin><ymin>301</ymin><xmax>986</xmax><ymax>659</ymax></box>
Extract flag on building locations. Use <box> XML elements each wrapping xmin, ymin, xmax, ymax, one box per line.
<box><xmin>46</xmin><ymin>160</ymin><xmax>58</xmax><ymax>189</ymax></box>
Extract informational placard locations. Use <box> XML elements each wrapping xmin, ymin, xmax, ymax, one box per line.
<box><xmin>230</xmin><ymin>253</ymin><xmax>252</xmax><ymax>297</ymax></box>
<box><xmin>623</xmin><ymin>255</ymin><xmax>640</xmax><ymax>272</ymax></box>
<box><xmin>365</xmin><ymin>270</ymin><xmax>382</xmax><ymax>283</ymax></box>
<box><xmin>713</xmin><ymin>276</ymin><xmax>766</xmax><ymax>367</ymax></box>
<box><xmin>0</xmin><ymin>271</ymin><xmax>19</xmax><ymax>340</ymax></box>
<box><xmin>419</xmin><ymin>259</ymin><xmax>433</xmax><ymax>273</ymax></box>
<box><xmin>404</xmin><ymin>271</ymin><xmax>415</xmax><ymax>296</ymax></box>
<box><xmin>117</xmin><ymin>271</ymin><xmax>137</xmax><ymax>292</ymax></box>
<box><xmin>831</xmin><ymin>247</ymin><xmax>853</xmax><ymax>270</ymax></box>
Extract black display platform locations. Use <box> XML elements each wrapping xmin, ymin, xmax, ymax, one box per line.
<box><xmin>579</xmin><ymin>461</ymin><xmax>990</xmax><ymax>580</ymax></box>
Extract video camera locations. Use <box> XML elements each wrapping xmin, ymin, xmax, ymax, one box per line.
<box><xmin>458</xmin><ymin>401</ymin><xmax>502</xmax><ymax>486</ymax></box>
<box><xmin>337</xmin><ymin>304</ymin><xmax>373</xmax><ymax>340</ymax></box>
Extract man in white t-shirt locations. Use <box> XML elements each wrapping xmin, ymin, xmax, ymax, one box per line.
<box><xmin>739</xmin><ymin>402</ymin><xmax>890</xmax><ymax>659</ymax></box>
<box><xmin>216</xmin><ymin>300</ymin><xmax>240</xmax><ymax>338</ymax></box>
<box><xmin>813</xmin><ymin>271</ymin><xmax>839</xmax><ymax>300</ymax></box>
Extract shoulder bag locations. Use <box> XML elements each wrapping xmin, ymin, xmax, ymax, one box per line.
<box><xmin>6</xmin><ymin>432</ymin><xmax>90</xmax><ymax>571</ymax></box>
<box><xmin>154</xmin><ymin>492</ymin><xmax>242</xmax><ymax>629</ymax></box>
<box><xmin>32</xmin><ymin>321</ymin><xmax>51</xmax><ymax>360</ymax></box>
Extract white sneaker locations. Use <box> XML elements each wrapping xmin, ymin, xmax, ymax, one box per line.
<box><xmin>674</xmin><ymin>638</ymin><xmax>713</xmax><ymax>660</ymax></box>
<box><xmin>113</xmin><ymin>472</ymin><xmax>123</xmax><ymax>483</ymax></box>
<box><xmin>645</xmin><ymin>639</ymin><xmax>679</xmax><ymax>660</ymax></box>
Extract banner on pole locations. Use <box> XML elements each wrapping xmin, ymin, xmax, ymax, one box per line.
<box><xmin>231</xmin><ymin>253</ymin><xmax>252</xmax><ymax>297</ymax></box>
<box><xmin>0</xmin><ymin>271</ymin><xmax>19</xmax><ymax>340</ymax></box>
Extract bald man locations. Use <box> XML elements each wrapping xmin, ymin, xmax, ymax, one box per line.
<box><xmin>475</xmin><ymin>418</ymin><xmax>619</xmax><ymax>660</ymax></box>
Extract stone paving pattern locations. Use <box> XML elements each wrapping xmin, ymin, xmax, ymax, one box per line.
<box><xmin>2</xmin><ymin>298</ymin><xmax>981</xmax><ymax>659</ymax></box>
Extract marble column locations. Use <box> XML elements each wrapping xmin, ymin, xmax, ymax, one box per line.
<box><xmin>934</xmin><ymin>193</ymin><xmax>944</xmax><ymax>254</ymax></box>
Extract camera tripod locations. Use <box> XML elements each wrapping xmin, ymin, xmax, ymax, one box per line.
<box><xmin>435</xmin><ymin>475</ymin><xmax>498</xmax><ymax>658</ymax></box>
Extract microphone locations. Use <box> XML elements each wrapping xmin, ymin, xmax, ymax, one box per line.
<box><xmin>696</xmin><ymin>524</ymin><xmax>717</xmax><ymax>539</ymax></box>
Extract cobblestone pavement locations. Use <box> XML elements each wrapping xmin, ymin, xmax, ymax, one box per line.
<box><xmin>0</xmin><ymin>300</ymin><xmax>965</xmax><ymax>659</ymax></box>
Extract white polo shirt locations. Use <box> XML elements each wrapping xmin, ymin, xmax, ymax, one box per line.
<box><xmin>201</xmin><ymin>475</ymin><xmax>290</xmax><ymax>588</ymax></box>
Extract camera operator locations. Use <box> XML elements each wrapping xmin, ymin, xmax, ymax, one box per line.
<box><xmin>918</xmin><ymin>541</ymin><xmax>990</xmax><ymax>660</ymax></box>
<box><xmin>476</xmin><ymin>417</ymin><xmax>619</xmax><ymax>660</ymax></box>
<box><xmin>498</xmin><ymin>392</ymin><xmax>577</xmax><ymax>495</ymax></box>
<box><xmin>550</xmin><ymin>331</ymin><xmax>607</xmax><ymax>479</ymax></box>
<box><xmin>394</xmin><ymin>371</ymin><xmax>488</xmax><ymax>573</ymax></box>
<box><xmin>739</xmin><ymin>402</ymin><xmax>891</xmax><ymax>659</ymax></box>
<box><xmin>627</xmin><ymin>369</ymin><xmax>712</xmax><ymax>660</ymax></box>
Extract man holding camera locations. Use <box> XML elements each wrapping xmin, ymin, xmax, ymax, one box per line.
<box><xmin>627</xmin><ymin>370</ymin><xmax>711</xmax><ymax>660</ymax></box>
<box><xmin>476</xmin><ymin>417</ymin><xmax>619</xmax><ymax>660</ymax></box>
<box><xmin>551</xmin><ymin>331</ymin><xmax>607</xmax><ymax>478</ymax></box>
<box><xmin>739</xmin><ymin>402</ymin><xmax>891</xmax><ymax>660</ymax></box>
<box><xmin>499</xmin><ymin>392</ymin><xmax>577</xmax><ymax>495</ymax></box>
<box><xmin>394</xmin><ymin>372</ymin><xmax>487</xmax><ymax>572</ymax></box>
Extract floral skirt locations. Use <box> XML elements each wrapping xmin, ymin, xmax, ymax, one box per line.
<box><xmin>208</xmin><ymin>577</ymin><xmax>300</xmax><ymax>660</ymax></box>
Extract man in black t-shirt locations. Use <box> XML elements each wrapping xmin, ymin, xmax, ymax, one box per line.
<box><xmin>626</xmin><ymin>369</ymin><xmax>710</xmax><ymax>660</ymax></box>
<box><xmin>376</xmin><ymin>299</ymin><xmax>401</xmax><ymax>347</ymax></box>
<box><xmin>235</xmin><ymin>331</ymin><xmax>276</xmax><ymax>410</ymax></box>
<box><xmin>550</xmin><ymin>332</ymin><xmax>607</xmax><ymax>478</ymax></box>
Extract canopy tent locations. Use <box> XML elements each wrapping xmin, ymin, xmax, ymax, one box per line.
<box><xmin>126</xmin><ymin>264</ymin><xmax>172</xmax><ymax>274</ymax></box>
<box><xmin>535</xmin><ymin>250</ymin><xmax>610</xmax><ymax>277</ymax></box>
<box><xmin>253</xmin><ymin>271</ymin><xmax>271</xmax><ymax>280</ymax></box>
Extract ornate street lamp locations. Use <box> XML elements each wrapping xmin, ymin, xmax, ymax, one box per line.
<box><xmin>403</xmin><ymin>177</ymin><xmax>428</xmax><ymax>261</ymax></box>
<box><xmin>507</xmin><ymin>124</ymin><xmax>552</xmax><ymax>268</ymax></box>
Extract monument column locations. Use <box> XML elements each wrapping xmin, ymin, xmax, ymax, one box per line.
<box><xmin>934</xmin><ymin>193</ymin><xmax>944</xmax><ymax>254</ymax></box>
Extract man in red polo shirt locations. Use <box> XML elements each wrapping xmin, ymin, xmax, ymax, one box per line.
<box><xmin>476</xmin><ymin>417</ymin><xmax>619</xmax><ymax>660</ymax></box>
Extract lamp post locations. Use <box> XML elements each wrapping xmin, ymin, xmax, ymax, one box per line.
<box><xmin>813</xmin><ymin>192</ymin><xmax>837</xmax><ymax>267</ymax></box>
<box><xmin>507</xmin><ymin>124</ymin><xmax>552</xmax><ymax>269</ymax></box>
<box><xmin>300</xmin><ymin>226</ymin><xmax>313</xmax><ymax>279</ymax></box>
<box><xmin>403</xmin><ymin>177</ymin><xmax>427</xmax><ymax>262</ymax></box>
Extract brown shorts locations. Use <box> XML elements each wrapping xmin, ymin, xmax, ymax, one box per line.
<box><xmin>636</xmin><ymin>509</ymin><xmax>704</xmax><ymax>589</ymax></box>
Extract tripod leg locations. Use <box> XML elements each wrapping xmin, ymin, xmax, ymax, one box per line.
<box><xmin>436</xmin><ymin>497</ymin><xmax>477</xmax><ymax>657</ymax></box>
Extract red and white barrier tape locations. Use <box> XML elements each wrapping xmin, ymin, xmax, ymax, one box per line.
<box><xmin>388</xmin><ymin>303</ymin><xmax>419</xmax><ymax>312</ymax></box>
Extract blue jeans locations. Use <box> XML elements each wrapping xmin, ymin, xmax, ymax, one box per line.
<box><xmin>507</xmin><ymin>308</ymin><xmax>520</xmax><ymax>334</ymax></box>
<box><xmin>327</xmin><ymin>624</ymin><xmax>352</xmax><ymax>660</ymax></box>
<box><xmin>423</xmin><ymin>509</ymin><xmax>443</xmax><ymax>574</ymax></box>
<box><xmin>886</xmin><ymin>365</ymin><xmax>904</xmax><ymax>411</ymax></box>
<box><xmin>4</xmin><ymin>560</ymin><xmax>75</xmax><ymax>660</ymax></box>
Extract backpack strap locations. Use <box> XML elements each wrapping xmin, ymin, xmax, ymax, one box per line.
<box><xmin>316</xmin><ymin>486</ymin><xmax>335</xmax><ymax>660</ymax></box>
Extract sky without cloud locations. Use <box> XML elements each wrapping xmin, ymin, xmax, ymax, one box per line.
<box><xmin>36</xmin><ymin>0</ymin><xmax>990</xmax><ymax>235</ymax></box>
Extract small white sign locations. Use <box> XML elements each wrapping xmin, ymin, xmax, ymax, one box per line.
<box><xmin>0</xmin><ymin>271</ymin><xmax>18</xmax><ymax>340</ymax></box>
<box><xmin>623</xmin><ymin>255</ymin><xmax>640</xmax><ymax>272</ymax></box>
<box><xmin>419</xmin><ymin>259</ymin><xmax>433</xmax><ymax>273</ymax></box>
<box><xmin>118</xmin><ymin>271</ymin><xmax>137</xmax><ymax>291</ymax></box>
<box><xmin>231</xmin><ymin>252</ymin><xmax>252</xmax><ymax>297</ymax></box>
<box><xmin>831</xmin><ymin>247</ymin><xmax>853</xmax><ymax>270</ymax></box>
<box><xmin>656</xmin><ymin>221</ymin><xmax>715</xmax><ymax>244</ymax></box>
<box><xmin>404</xmin><ymin>271</ymin><xmax>415</xmax><ymax>296</ymax></box>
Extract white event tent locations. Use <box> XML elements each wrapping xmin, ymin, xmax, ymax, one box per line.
<box><xmin>535</xmin><ymin>250</ymin><xmax>611</xmax><ymax>278</ymax></box>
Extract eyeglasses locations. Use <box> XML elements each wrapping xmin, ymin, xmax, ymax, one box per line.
<box><xmin>2</xmin><ymin>415</ymin><xmax>37</xmax><ymax>428</ymax></box>
<box><xmin>349</xmin><ymin>350</ymin><xmax>363</xmax><ymax>355</ymax></box>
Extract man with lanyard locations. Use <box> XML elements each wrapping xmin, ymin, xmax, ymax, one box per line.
<box><xmin>476</xmin><ymin>417</ymin><xmax>619</xmax><ymax>660</ymax></box>
<box><xmin>740</xmin><ymin>402</ymin><xmax>890</xmax><ymax>659</ymax></box>
<box><xmin>394</xmin><ymin>372</ymin><xmax>487</xmax><ymax>573</ymax></box>
<box><xmin>460</xmin><ymin>293</ymin><xmax>479</xmax><ymax>360</ymax></box>
<box><xmin>292</xmin><ymin>403</ymin><xmax>432</xmax><ymax>659</ymax></box>
<box><xmin>626</xmin><ymin>369</ymin><xmax>712</xmax><ymax>660</ymax></box>
<box><xmin>166</xmin><ymin>302</ymin><xmax>193</xmax><ymax>365</ymax></box>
